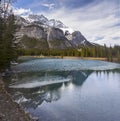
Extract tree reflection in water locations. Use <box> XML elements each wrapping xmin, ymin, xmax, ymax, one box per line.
<box><xmin>6</xmin><ymin>70</ymin><xmax>93</xmax><ymax>109</ymax></box>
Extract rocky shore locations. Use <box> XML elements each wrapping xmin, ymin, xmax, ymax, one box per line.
<box><xmin>0</xmin><ymin>77</ymin><xmax>36</xmax><ymax>121</ymax></box>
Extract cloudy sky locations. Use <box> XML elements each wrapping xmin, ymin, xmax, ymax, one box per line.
<box><xmin>13</xmin><ymin>0</ymin><xmax>120</xmax><ymax>46</ymax></box>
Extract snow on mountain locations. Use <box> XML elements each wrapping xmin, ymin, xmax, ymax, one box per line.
<box><xmin>22</xmin><ymin>14</ymin><xmax>74</xmax><ymax>34</ymax></box>
<box><xmin>61</xmin><ymin>27</ymin><xmax>74</xmax><ymax>34</ymax></box>
<box><xmin>48</xmin><ymin>19</ymin><xmax>66</xmax><ymax>28</ymax></box>
<box><xmin>28</xmin><ymin>14</ymin><xmax>48</xmax><ymax>24</ymax></box>
<box><xmin>15</xmin><ymin>14</ymin><xmax>94</xmax><ymax>49</ymax></box>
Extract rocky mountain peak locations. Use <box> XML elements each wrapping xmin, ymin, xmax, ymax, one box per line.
<box><xmin>27</xmin><ymin>14</ymin><xmax>48</xmax><ymax>24</ymax></box>
<box><xmin>49</xmin><ymin>19</ymin><xmax>67</xmax><ymax>28</ymax></box>
<box><xmin>15</xmin><ymin>14</ymin><xmax>94</xmax><ymax>49</ymax></box>
<box><xmin>22</xmin><ymin>14</ymin><xmax>68</xmax><ymax>30</ymax></box>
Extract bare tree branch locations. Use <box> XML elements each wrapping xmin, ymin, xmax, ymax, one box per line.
<box><xmin>0</xmin><ymin>0</ymin><xmax>13</xmax><ymax>18</ymax></box>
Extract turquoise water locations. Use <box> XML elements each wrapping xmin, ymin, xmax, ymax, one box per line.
<box><xmin>5</xmin><ymin>59</ymin><xmax>120</xmax><ymax>121</ymax></box>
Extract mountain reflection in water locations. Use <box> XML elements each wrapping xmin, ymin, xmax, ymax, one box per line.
<box><xmin>4</xmin><ymin>58</ymin><xmax>120</xmax><ymax>121</ymax></box>
<box><xmin>6</xmin><ymin>70</ymin><xmax>92</xmax><ymax>109</ymax></box>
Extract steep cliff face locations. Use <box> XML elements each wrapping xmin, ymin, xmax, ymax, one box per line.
<box><xmin>18</xmin><ymin>25</ymin><xmax>46</xmax><ymax>39</ymax></box>
<box><xmin>15</xmin><ymin>24</ymin><xmax>48</xmax><ymax>49</ymax></box>
<box><xmin>46</xmin><ymin>27</ymin><xmax>72</xmax><ymax>49</ymax></box>
<box><xmin>16</xmin><ymin>26</ymin><xmax>72</xmax><ymax>49</ymax></box>
<box><xmin>66</xmin><ymin>31</ymin><xmax>93</xmax><ymax>47</ymax></box>
<box><xmin>15</xmin><ymin>15</ymin><xmax>93</xmax><ymax>50</ymax></box>
<box><xmin>15</xmin><ymin>16</ymin><xmax>46</xmax><ymax>39</ymax></box>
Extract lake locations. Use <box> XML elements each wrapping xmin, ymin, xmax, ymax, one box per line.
<box><xmin>4</xmin><ymin>58</ymin><xmax>120</xmax><ymax>121</ymax></box>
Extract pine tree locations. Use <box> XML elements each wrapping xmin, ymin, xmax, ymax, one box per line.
<box><xmin>0</xmin><ymin>0</ymin><xmax>17</xmax><ymax>70</ymax></box>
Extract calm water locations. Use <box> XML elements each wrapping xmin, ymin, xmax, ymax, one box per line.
<box><xmin>4</xmin><ymin>58</ymin><xmax>120</xmax><ymax>121</ymax></box>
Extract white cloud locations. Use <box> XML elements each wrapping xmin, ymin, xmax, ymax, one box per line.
<box><xmin>38</xmin><ymin>0</ymin><xmax>120</xmax><ymax>46</ymax></box>
<box><xmin>28</xmin><ymin>1</ymin><xmax>55</xmax><ymax>10</ymax></box>
<box><xmin>41</xmin><ymin>3</ymin><xmax>55</xmax><ymax>10</ymax></box>
<box><xmin>12</xmin><ymin>0</ymin><xmax>120</xmax><ymax>46</ymax></box>
<box><xmin>13</xmin><ymin>8</ymin><xmax>32</xmax><ymax>15</ymax></box>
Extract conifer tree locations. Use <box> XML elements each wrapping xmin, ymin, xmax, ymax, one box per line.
<box><xmin>0</xmin><ymin>0</ymin><xmax>17</xmax><ymax>70</ymax></box>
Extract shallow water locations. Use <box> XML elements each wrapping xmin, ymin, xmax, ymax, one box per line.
<box><xmin>5</xmin><ymin>59</ymin><xmax>120</xmax><ymax>121</ymax></box>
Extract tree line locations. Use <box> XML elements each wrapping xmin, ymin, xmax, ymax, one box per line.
<box><xmin>18</xmin><ymin>45</ymin><xmax>120</xmax><ymax>62</ymax></box>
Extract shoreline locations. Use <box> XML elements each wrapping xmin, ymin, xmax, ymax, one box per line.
<box><xmin>0</xmin><ymin>77</ymin><xmax>37</xmax><ymax>121</ymax></box>
<box><xmin>19</xmin><ymin>56</ymin><xmax>119</xmax><ymax>63</ymax></box>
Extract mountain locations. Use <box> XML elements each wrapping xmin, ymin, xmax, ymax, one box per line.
<box><xmin>22</xmin><ymin>14</ymin><xmax>67</xmax><ymax>29</ymax></box>
<box><xmin>15</xmin><ymin>14</ymin><xmax>94</xmax><ymax>49</ymax></box>
<box><xmin>66</xmin><ymin>31</ymin><xmax>93</xmax><ymax>47</ymax></box>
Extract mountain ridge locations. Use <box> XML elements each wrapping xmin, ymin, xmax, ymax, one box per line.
<box><xmin>15</xmin><ymin>14</ymin><xmax>94</xmax><ymax>49</ymax></box>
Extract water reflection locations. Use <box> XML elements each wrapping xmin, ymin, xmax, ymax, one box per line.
<box><xmin>4</xmin><ymin>67</ymin><xmax>120</xmax><ymax>121</ymax></box>
<box><xmin>6</xmin><ymin>70</ymin><xmax>93</xmax><ymax>110</ymax></box>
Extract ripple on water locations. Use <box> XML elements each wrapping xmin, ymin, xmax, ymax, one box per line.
<box><xmin>12</xmin><ymin>59</ymin><xmax>120</xmax><ymax>72</ymax></box>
